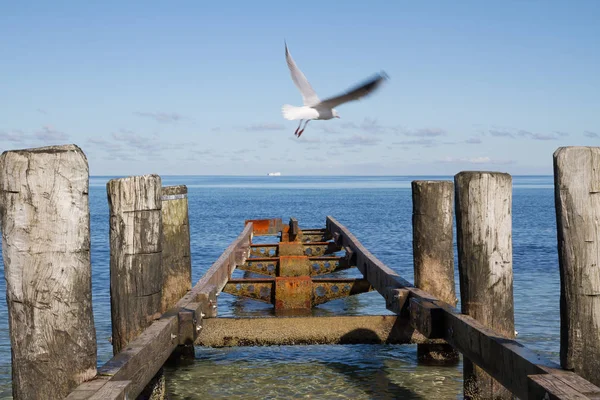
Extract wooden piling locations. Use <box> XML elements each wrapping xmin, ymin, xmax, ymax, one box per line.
<box><xmin>0</xmin><ymin>145</ymin><xmax>97</xmax><ymax>400</ymax></box>
<box><xmin>106</xmin><ymin>174</ymin><xmax>164</xmax><ymax>399</ymax></box>
<box><xmin>411</xmin><ymin>180</ymin><xmax>459</xmax><ymax>364</ymax></box>
<box><xmin>161</xmin><ymin>185</ymin><xmax>192</xmax><ymax>313</ymax></box>
<box><xmin>554</xmin><ymin>147</ymin><xmax>600</xmax><ymax>386</ymax></box>
<box><xmin>454</xmin><ymin>171</ymin><xmax>515</xmax><ymax>399</ymax></box>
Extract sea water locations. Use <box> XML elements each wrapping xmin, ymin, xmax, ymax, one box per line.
<box><xmin>0</xmin><ymin>175</ymin><xmax>559</xmax><ymax>399</ymax></box>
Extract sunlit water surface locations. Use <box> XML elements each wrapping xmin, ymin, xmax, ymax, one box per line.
<box><xmin>0</xmin><ymin>175</ymin><xmax>559</xmax><ymax>399</ymax></box>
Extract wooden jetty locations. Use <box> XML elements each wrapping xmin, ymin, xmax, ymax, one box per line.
<box><xmin>1</xmin><ymin>144</ymin><xmax>600</xmax><ymax>399</ymax></box>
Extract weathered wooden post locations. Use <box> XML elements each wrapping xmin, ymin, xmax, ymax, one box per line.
<box><xmin>455</xmin><ymin>171</ymin><xmax>515</xmax><ymax>399</ymax></box>
<box><xmin>161</xmin><ymin>185</ymin><xmax>192</xmax><ymax>313</ymax></box>
<box><xmin>107</xmin><ymin>174</ymin><xmax>164</xmax><ymax>399</ymax></box>
<box><xmin>554</xmin><ymin>146</ymin><xmax>600</xmax><ymax>386</ymax></box>
<box><xmin>161</xmin><ymin>185</ymin><xmax>194</xmax><ymax>361</ymax></box>
<box><xmin>0</xmin><ymin>145</ymin><xmax>97</xmax><ymax>400</ymax></box>
<box><xmin>411</xmin><ymin>180</ymin><xmax>459</xmax><ymax>363</ymax></box>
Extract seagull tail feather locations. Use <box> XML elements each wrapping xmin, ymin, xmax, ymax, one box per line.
<box><xmin>281</xmin><ymin>104</ymin><xmax>303</xmax><ymax>120</ymax></box>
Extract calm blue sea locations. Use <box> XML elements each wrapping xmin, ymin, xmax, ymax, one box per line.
<box><xmin>0</xmin><ymin>175</ymin><xmax>559</xmax><ymax>399</ymax></box>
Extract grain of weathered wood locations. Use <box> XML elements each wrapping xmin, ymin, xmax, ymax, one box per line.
<box><xmin>106</xmin><ymin>174</ymin><xmax>164</xmax><ymax>399</ymax></box>
<box><xmin>411</xmin><ymin>180</ymin><xmax>459</xmax><ymax>363</ymax></box>
<box><xmin>0</xmin><ymin>145</ymin><xmax>97</xmax><ymax>400</ymax></box>
<box><xmin>528</xmin><ymin>372</ymin><xmax>600</xmax><ymax>400</ymax></box>
<box><xmin>325</xmin><ymin>216</ymin><xmax>600</xmax><ymax>399</ymax></box>
<box><xmin>88</xmin><ymin>380</ymin><xmax>132</xmax><ymax>400</ymax></box>
<box><xmin>455</xmin><ymin>171</ymin><xmax>515</xmax><ymax>399</ymax></box>
<box><xmin>161</xmin><ymin>185</ymin><xmax>192</xmax><ymax>313</ymax></box>
<box><xmin>554</xmin><ymin>146</ymin><xmax>600</xmax><ymax>387</ymax></box>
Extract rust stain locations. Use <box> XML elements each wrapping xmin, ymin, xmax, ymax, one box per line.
<box><xmin>275</xmin><ymin>276</ymin><xmax>312</xmax><ymax>310</ymax></box>
<box><xmin>244</xmin><ymin>218</ymin><xmax>282</xmax><ymax>235</ymax></box>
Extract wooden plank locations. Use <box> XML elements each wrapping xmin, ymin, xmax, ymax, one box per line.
<box><xmin>0</xmin><ymin>145</ymin><xmax>97</xmax><ymax>400</ymax></box>
<box><xmin>188</xmin><ymin>222</ymin><xmax>253</xmax><ymax>294</ymax></box>
<box><xmin>97</xmin><ymin>316</ymin><xmax>178</xmax><ymax>398</ymax></box>
<box><xmin>196</xmin><ymin>315</ymin><xmax>446</xmax><ymax>347</ymax></box>
<box><xmin>88</xmin><ymin>381</ymin><xmax>132</xmax><ymax>400</ymax></box>
<box><xmin>325</xmin><ymin>215</ymin><xmax>600</xmax><ymax>400</ymax></box>
<box><xmin>528</xmin><ymin>373</ymin><xmax>599</xmax><ymax>400</ymax></box>
<box><xmin>65</xmin><ymin>377</ymin><xmax>110</xmax><ymax>400</ymax></box>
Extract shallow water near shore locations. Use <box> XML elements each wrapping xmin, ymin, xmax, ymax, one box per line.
<box><xmin>0</xmin><ymin>175</ymin><xmax>559</xmax><ymax>399</ymax></box>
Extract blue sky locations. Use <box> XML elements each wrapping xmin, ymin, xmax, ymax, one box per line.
<box><xmin>1</xmin><ymin>1</ymin><xmax>598</xmax><ymax>176</ymax></box>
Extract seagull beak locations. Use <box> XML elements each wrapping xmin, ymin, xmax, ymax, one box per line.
<box><xmin>335</xmin><ymin>115</ymin><xmax>340</xmax><ymax>119</ymax></box>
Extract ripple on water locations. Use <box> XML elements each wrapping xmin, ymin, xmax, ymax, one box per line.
<box><xmin>164</xmin><ymin>345</ymin><xmax>463</xmax><ymax>399</ymax></box>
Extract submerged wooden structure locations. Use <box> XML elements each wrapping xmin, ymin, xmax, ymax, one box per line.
<box><xmin>2</xmin><ymin>145</ymin><xmax>600</xmax><ymax>399</ymax></box>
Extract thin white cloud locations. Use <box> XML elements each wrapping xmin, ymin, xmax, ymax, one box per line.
<box><xmin>35</xmin><ymin>125</ymin><xmax>69</xmax><ymax>142</ymax></box>
<box><xmin>244</xmin><ymin>123</ymin><xmax>286</xmax><ymax>132</ymax></box>
<box><xmin>0</xmin><ymin>130</ymin><xmax>27</xmax><ymax>142</ymax></box>
<box><xmin>341</xmin><ymin>118</ymin><xmax>387</xmax><ymax>134</ymax></box>
<box><xmin>339</xmin><ymin>134</ymin><xmax>382</xmax><ymax>147</ymax></box>
<box><xmin>584</xmin><ymin>131</ymin><xmax>599</xmax><ymax>138</ymax></box>
<box><xmin>134</xmin><ymin>111</ymin><xmax>183</xmax><ymax>123</ymax></box>
<box><xmin>404</xmin><ymin>128</ymin><xmax>447</xmax><ymax>137</ymax></box>
<box><xmin>438</xmin><ymin>156</ymin><xmax>515</xmax><ymax>165</ymax></box>
<box><xmin>489</xmin><ymin>129</ymin><xmax>514</xmax><ymax>138</ymax></box>
<box><xmin>392</xmin><ymin>138</ymin><xmax>436</xmax><ymax>147</ymax></box>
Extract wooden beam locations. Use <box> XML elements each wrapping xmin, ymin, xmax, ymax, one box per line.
<box><xmin>325</xmin><ymin>215</ymin><xmax>600</xmax><ymax>400</ymax></box>
<box><xmin>409</xmin><ymin>297</ymin><xmax>445</xmax><ymax>339</ymax></box>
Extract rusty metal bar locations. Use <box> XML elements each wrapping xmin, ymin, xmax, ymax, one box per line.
<box><xmin>312</xmin><ymin>278</ymin><xmax>373</xmax><ymax>305</ymax></box>
<box><xmin>222</xmin><ymin>277</ymin><xmax>375</xmax><ymax>307</ymax></box>
<box><xmin>249</xmin><ymin>244</ymin><xmax>278</xmax><ymax>257</ymax></box>
<box><xmin>239</xmin><ymin>256</ymin><xmax>351</xmax><ymax>277</ymax></box>
<box><xmin>249</xmin><ymin>242</ymin><xmax>342</xmax><ymax>258</ymax></box>
<box><xmin>223</xmin><ymin>278</ymin><xmax>274</xmax><ymax>303</ymax></box>
<box><xmin>239</xmin><ymin>257</ymin><xmax>278</xmax><ymax>275</ymax></box>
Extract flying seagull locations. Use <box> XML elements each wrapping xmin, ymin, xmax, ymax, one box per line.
<box><xmin>282</xmin><ymin>42</ymin><xmax>388</xmax><ymax>138</ymax></box>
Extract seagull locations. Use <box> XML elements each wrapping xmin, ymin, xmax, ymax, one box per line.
<box><xmin>282</xmin><ymin>42</ymin><xmax>389</xmax><ymax>138</ymax></box>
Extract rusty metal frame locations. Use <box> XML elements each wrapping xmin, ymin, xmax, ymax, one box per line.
<box><xmin>223</xmin><ymin>277</ymin><xmax>373</xmax><ymax>306</ymax></box>
<box><xmin>239</xmin><ymin>256</ymin><xmax>351</xmax><ymax>276</ymax></box>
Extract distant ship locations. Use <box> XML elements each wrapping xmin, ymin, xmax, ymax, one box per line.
<box><xmin>267</xmin><ymin>172</ymin><xmax>281</xmax><ymax>176</ymax></box>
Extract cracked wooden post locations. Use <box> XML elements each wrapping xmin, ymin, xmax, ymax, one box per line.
<box><xmin>0</xmin><ymin>145</ymin><xmax>97</xmax><ymax>400</ymax></box>
<box><xmin>554</xmin><ymin>147</ymin><xmax>600</xmax><ymax>386</ymax></box>
<box><xmin>107</xmin><ymin>174</ymin><xmax>165</xmax><ymax>399</ymax></box>
<box><xmin>455</xmin><ymin>171</ymin><xmax>515</xmax><ymax>400</ymax></box>
<box><xmin>161</xmin><ymin>185</ymin><xmax>194</xmax><ymax>361</ymax></box>
<box><xmin>411</xmin><ymin>180</ymin><xmax>459</xmax><ymax>364</ymax></box>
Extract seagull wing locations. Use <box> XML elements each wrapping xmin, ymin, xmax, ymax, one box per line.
<box><xmin>318</xmin><ymin>72</ymin><xmax>389</xmax><ymax>109</ymax></box>
<box><xmin>285</xmin><ymin>43</ymin><xmax>320</xmax><ymax>107</ymax></box>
